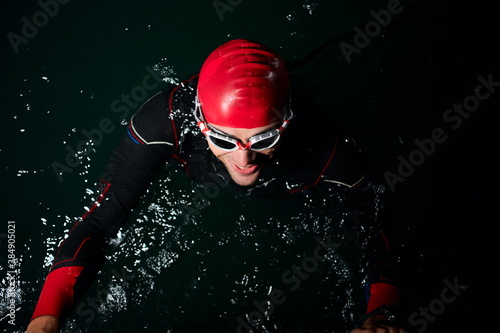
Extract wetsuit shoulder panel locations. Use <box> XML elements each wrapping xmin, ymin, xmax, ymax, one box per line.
<box><xmin>127</xmin><ymin>90</ymin><xmax>175</xmax><ymax>147</ymax></box>
<box><xmin>321</xmin><ymin>138</ymin><xmax>367</xmax><ymax>188</ymax></box>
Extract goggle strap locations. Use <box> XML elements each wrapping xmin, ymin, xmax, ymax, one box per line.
<box><xmin>278</xmin><ymin>119</ymin><xmax>290</xmax><ymax>131</ymax></box>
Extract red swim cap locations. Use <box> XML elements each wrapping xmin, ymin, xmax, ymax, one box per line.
<box><xmin>197</xmin><ymin>39</ymin><xmax>290</xmax><ymax>129</ymax></box>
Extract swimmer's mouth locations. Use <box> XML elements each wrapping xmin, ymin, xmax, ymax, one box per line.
<box><xmin>230</xmin><ymin>162</ymin><xmax>259</xmax><ymax>175</ymax></box>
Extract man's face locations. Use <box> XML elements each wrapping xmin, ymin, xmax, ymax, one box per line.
<box><xmin>206</xmin><ymin>123</ymin><xmax>278</xmax><ymax>186</ymax></box>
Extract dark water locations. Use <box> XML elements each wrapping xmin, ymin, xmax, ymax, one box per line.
<box><xmin>1</xmin><ymin>0</ymin><xmax>499</xmax><ymax>332</ymax></box>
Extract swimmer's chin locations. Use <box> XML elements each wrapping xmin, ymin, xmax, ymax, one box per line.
<box><xmin>232</xmin><ymin>177</ymin><xmax>259</xmax><ymax>187</ymax></box>
<box><xmin>226</xmin><ymin>166</ymin><xmax>262</xmax><ymax>186</ymax></box>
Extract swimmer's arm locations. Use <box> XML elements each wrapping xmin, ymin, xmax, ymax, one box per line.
<box><xmin>350</xmin><ymin>314</ymin><xmax>407</xmax><ymax>333</ymax></box>
<box><xmin>29</xmin><ymin>91</ymin><xmax>175</xmax><ymax>328</ymax></box>
<box><xmin>341</xmin><ymin>179</ymin><xmax>407</xmax><ymax>331</ymax></box>
<box><xmin>27</xmin><ymin>315</ymin><xmax>60</xmax><ymax>333</ymax></box>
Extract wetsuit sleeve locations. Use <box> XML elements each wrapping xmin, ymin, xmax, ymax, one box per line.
<box><xmin>312</xmin><ymin>133</ymin><xmax>405</xmax><ymax>319</ymax></box>
<box><xmin>31</xmin><ymin>90</ymin><xmax>175</xmax><ymax>322</ymax></box>
<box><xmin>341</xmin><ymin>178</ymin><xmax>405</xmax><ymax>322</ymax></box>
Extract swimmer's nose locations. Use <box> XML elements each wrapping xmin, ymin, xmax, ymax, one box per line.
<box><xmin>231</xmin><ymin>148</ymin><xmax>255</xmax><ymax>167</ymax></box>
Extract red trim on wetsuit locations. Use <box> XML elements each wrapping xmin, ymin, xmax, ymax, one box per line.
<box><xmin>289</xmin><ymin>138</ymin><xmax>338</xmax><ymax>193</ymax></box>
<box><xmin>32</xmin><ymin>180</ymin><xmax>111</xmax><ymax>321</ymax></box>
<box><xmin>35</xmin><ymin>236</ymin><xmax>91</xmax><ymax>319</ymax></box>
<box><xmin>168</xmin><ymin>74</ymin><xmax>199</xmax><ymax>173</ymax></box>
<box><xmin>366</xmin><ymin>282</ymin><xmax>402</xmax><ymax>314</ymax></box>
<box><xmin>31</xmin><ymin>266</ymin><xmax>84</xmax><ymax>320</ymax></box>
<box><xmin>380</xmin><ymin>230</ymin><xmax>391</xmax><ymax>251</ymax></box>
<box><xmin>169</xmin><ymin>74</ymin><xmax>200</xmax><ymax>152</ymax></box>
<box><xmin>127</xmin><ymin>122</ymin><xmax>147</xmax><ymax>145</ymax></box>
<box><xmin>82</xmin><ymin>179</ymin><xmax>111</xmax><ymax>220</ymax></box>
<box><xmin>51</xmin><ymin>236</ymin><xmax>91</xmax><ymax>268</ymax></box>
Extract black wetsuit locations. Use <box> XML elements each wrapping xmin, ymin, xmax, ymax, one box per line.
<box><xmin>32</xmin><ymin>75</ymin><xmax>404</xmax><ymax>330</ymax></box>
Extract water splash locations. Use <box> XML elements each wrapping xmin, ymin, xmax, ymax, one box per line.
<box><xmin>80</xmin><ymin>168</ymin><xmax>368</xmax><ymax>331</ymax></box>
<box><xmin>152</xmin><ymin>58</ymin><xmax>179</xmax><ymax>85</ymax></box>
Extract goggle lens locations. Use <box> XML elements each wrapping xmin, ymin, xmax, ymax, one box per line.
<box><xmin>210</xmin><ymin>136</ymin><xmax>238</xmax><ymax>150</ymax></box>
<box><xmin>249</xmin><ymin>134</ymin><xmax>280</xmax><ymax>151</ymax></box>
<box><xmin>205</xmin><ymin>126</ymin><xmax>282</xmax><ymax>152</ymax></box>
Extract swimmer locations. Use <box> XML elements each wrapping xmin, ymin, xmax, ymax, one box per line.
<box><xmin>27</xmin><ymin>39</ymin><xmax>406</xmax><ymax>333</ymax></box>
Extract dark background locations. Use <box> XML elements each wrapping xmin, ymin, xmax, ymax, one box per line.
<box><xmin>1</xmin><ymin>0</ymin><xmax>498</xmax><ymax>332</ymax></box>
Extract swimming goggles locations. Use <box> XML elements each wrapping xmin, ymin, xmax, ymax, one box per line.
<box><xmin>193</xmin><ymin>95</ymin><xmax>293</xmax><ymax>152</ymax></box>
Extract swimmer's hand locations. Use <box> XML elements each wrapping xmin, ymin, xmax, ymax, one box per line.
<box><xmin>26</xmin><ymin>315</ymin><xmax>60</xmax><ymax>333</ymax></box>
<box><xmin>350</xmin><ymin>314</ymin><xmax>407</xmax><ymax>333</ymax></box>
